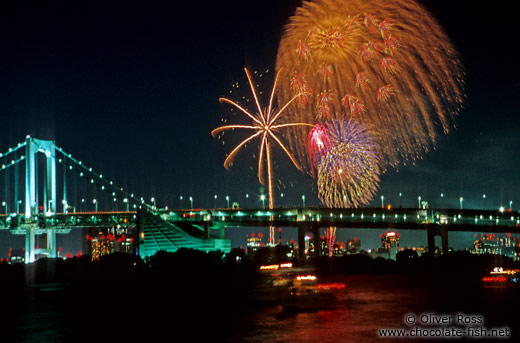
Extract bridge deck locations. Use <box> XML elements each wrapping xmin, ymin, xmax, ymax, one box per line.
<box><xmin>2</xmin><ymin>208</ymin><xmax>519</xmax><ymax>234</ymax></box>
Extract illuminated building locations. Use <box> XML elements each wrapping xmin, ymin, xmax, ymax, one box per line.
<box><xmin>472</xmin><ymin>233</ymin><xmax>517</xmax><ymax>258</ymax></box>
<box><xmin>246</xmin><ymin>232</ymin><xmax>263</xmax><ymax>255</ymax></box>
<box><xmin>318</xmin><ymin>237</ymin><xmax>361</xmax><ymax>256</ymax></box>
<box><xmin>379</xmin><ymin>231</ymin><xmax>400</xmax><ymax>260</ymax></box>
<box><xmin>83</xmin><ymin>226</ymin><xmax>135</xmax><ymax>260</ymax></box>
<box><xmin>7</xmin><ymin>248</ymin><xmax>25</xmax><ymax>263</ymax></box>
<box><xmin>381</xmin><ymin>231</ymin><xmax>400</xmax><ymax>249</ymax></box>
<box><xmin>345</xmin><ymin>238</ymin><xmax>361</xmax><ymax>254</ymax></box>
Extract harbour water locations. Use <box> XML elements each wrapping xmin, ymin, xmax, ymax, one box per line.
<box><xmin>8</xmin><ymin>273</ymin><xmax>518</xmax><ymax>342</ymax></box>
<box><xmin>228</xmin><ymin>274</ymin><xmax>518</xmax><ymax>342</ymax></box>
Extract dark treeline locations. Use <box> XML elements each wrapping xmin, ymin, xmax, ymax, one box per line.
<box><xmin>317</xmin><ymin>250</ymin><xmax>519</xmax><ymax>276</ymax></box>
<box><xmin>0</xmin><ymin>249</ymin><xmax>259</xmax><ymax>342</ymax></box>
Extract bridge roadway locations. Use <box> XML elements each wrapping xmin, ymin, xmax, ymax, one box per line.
<box><xmin>160</xmin><ymin>207</ymin><xmax>520</xmax><ymax>257</ymax></box>
<box><xmin>1</xmin><ymin>207</ymin><xmax>519</xmax><ymax>259</ymax></box>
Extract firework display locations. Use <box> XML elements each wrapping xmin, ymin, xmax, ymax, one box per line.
<box><xmin>276</xmin><ymin>0</ymin><xmax>465</xmax><ymax>170</ymax></box>
<box><xmin>212</xmin><ymin>68</ymin><xmax>312</xmax><ymax>209</ymax></box>
<box><xmin>317</xmin><ymin>119</ymin><xmax>381</xmax><ymax>207</ymax></box>
<box><xmin>214</xmin><ymin>0</ymin><xmax>464</xmax><ymax>209</ymax></box>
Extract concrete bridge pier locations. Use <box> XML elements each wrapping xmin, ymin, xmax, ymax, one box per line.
<box><xmin>313</xmin><ymin>224</ymin><xmax>321</xmax><ymax>257</ymax></box>
<box><xmin>203</xmin><ymin>223</ymin><xmax>210</xmax><ymax>239</ymax></box>
<box><xmin>25</xmin><ymin>226</ymin><xmax>36</xmax><ymax>263</ymax></box>
<box><xmin>24</xmin><ymin>226</ymin><xmax>57</xmax><ymax>263</ymax></box>
<box><xmin>440</xmin><ymin>227</ymin><xmax>449</xmax><ymax>254</ymax></box>
<box><xmin>297</xmin><ymin>223</ymin><xmax>305</xmax><ymax>259</ymax></box>
<box><xmin>136</xmin><ymin>209</ymin><xmax>145</xmax><ymax>256</ymax></box>
<box><xmin>427</xmin><ymin>226</ymin><xmax>449</xmax><ymax>255</ymax></box>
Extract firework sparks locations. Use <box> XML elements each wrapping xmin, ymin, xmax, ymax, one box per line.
<box><xmin>276</xmin><ymin>0</ymin><xmax>465</xmax><ymax>173</ymax></box>
<box><xmin>316</xmin><ymin>90</ymin><xmax>335</xmax><ymax>119</ymax></box>
<box><xmin>307</xmin><ymin>123</ymin><xmax>332</xmax><ymax>178</ymax></box>
<box><xmin>317</xmin><ymin>119</ymin><xmax>381</xmax><ymax>208</ymax></box>
<box><xmin>376</xmin><ymin>85</ymin><xmax>395</xmax><ymax>102</ymax></box>
<box><xmin>212</xmin><ymin>67</ymin><xmax>312</xmax><ymax>209</ymax></box>
<box><xmin>341</xmin><ymin>94</ymin><xmax>366</xmax><ymax>116</ymax></box>
<box><xmin>290</xmin><ymin>72</ymin><xmax>314</xmax><ymax>107</ymax></box>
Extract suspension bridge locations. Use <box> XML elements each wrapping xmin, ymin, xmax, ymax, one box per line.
<box><xmin>0</xmin><ymin>136</ymin><xmax>230</xmax><ymax>263</ymax></box>
<box><xmin>1</xmin><ymin>136</ymin><xmax>519</xmax><ymax>263</ymax></box>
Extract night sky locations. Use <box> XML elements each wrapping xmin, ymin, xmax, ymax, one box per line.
<box><xmin>0</xmin><ymin>0</ymin><xmax>519</xmax><ymax>253</ymax></box>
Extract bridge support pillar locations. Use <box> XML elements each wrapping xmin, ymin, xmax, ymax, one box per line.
<box><xmin>440</xmin><ymin>227</ymin><xmax>449</xmax><ymax>255</ymax></box>
<box><xmin>24</xmin><ymin>226</ymin><xmax>57</xmax><ymax>262</ymax></box>
<box><xmin>313</xmin><ymin>225</ymin><xmax>321</xmax><ymax>258</ymax></box>
<box><xmin>136</xmin><ymin>209</ymin><xmax>145</xmax><ymax>257</ymax></box>
<box><xmin>25</xmin><ymin>226</ymin><xmax>36</xmax><ymax>263</ymax></box>
<box><xmin>427</xmin><ymin>227</ymin><xmax>435</xmax><ymax>255</ymax></box>
<box><xmin>297</xmin><ymin>224</ymin><xmax>306</xmax><ymax>261</ymax></box>
<box><xmin>426</xmin><ymin>226</ymin><xmax>449</xmax><ymax>255</ymax></box>
<box><xmin>25</xmin><ymin>137</ymin><xmax>57</xmax><ymax>219</ymax></box>
<box><xmin>203</xmin><ymin>223</ymin><xmax>210</xmax><ymax>239</ymax></box>
<box><xmin>47</xmin><ymin>228</ymin><xmax>56</xmax><ymax>258</ymax></box>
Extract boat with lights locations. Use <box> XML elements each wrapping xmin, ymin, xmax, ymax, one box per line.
<box><xmin>279</xmin><ymin>273</ymin><xmax>337</xmax><ymax>311</ymax></box>
<box><xmin>253</xmin><ymin>262</ymin><xmax>300</xmax><ymax>303</ymax></box>
<box><xmin>253</xmin><ymin>263</ymin><xmax>344</xmax><ymax>308</ymax></box>
<box><xmin>482</xmin><ymin>267</ymin><xmax>520</xmax><ymax>288</ymax></box>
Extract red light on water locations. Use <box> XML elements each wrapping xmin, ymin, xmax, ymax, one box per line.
<box><xmin>317</xmin><ymin>283</ymin><xmax>346</xmax><ymax>290</ymax></box>
<box><xmin>482</xmin><ymin>276</ymin><xmax>507</xmax><ymax>283</ymax></box>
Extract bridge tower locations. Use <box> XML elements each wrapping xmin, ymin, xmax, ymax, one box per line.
<box><xmin>24</xmin><ymin>136</ymin><xmax>58</xmax><ymax>263</ymax></box>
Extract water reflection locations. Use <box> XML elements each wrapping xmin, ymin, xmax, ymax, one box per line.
<box><xmin>229</xmin><ymin>274</ymin><xmax>517</xmax><ymax>343</ymax></box>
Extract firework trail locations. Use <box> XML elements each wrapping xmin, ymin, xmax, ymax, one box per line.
<box><xmin>276</xmin><ymin>0</ymin><xmax>465</xmax><ymax>172</ymax></box>
<box><xmin>317</xmin><ymin>119</ymin><xmax>381</xmax><ymax>208</ymax></box>
<box><xmin>212</xmin><ymin>67</ymin><xmax>312</xmax><ymax>210</ymax></box>
<box><xmin>326</xmin><ymin>226</ymin><xmax>337</xmax><ymax>257</ymax></box>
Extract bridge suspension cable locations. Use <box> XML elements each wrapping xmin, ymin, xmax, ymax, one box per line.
<box><xmin>0</xmin><ymin>141</ymin><xmax>27</xmax><ymax>172</ymax></box>
<box><xmin>0</xmin><ymin>155</ymin><xmax>25</xmax><ymax>172</ymax></box>
<box><xmin>51</xmin><ymin>144</ymin><xmax>152</xmax><ymax>210</ymax></box>
<box><xmin>0</xmin><ymin>141</ymin><xmax>26</xmax><ymax>160</ymax></box>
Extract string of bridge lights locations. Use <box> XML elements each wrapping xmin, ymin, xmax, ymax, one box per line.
<box><xmin>0</xmin><ymin>139</ymin><xmax>153</xmax><ymax>211</ymax></box>
<box><xmin>0</xmin><ymin>140</ymin><xmax>516</xmax><ymax>212</ymax></box>
<box><xmin>0</xmin><ymin>141</ymin><xmax>27</xmax><ymax>171</ymax></box>
<box><xmin>52</xmin><ymin>144</ymin><xmax>153</xmax><ymax>210</ymax></box>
